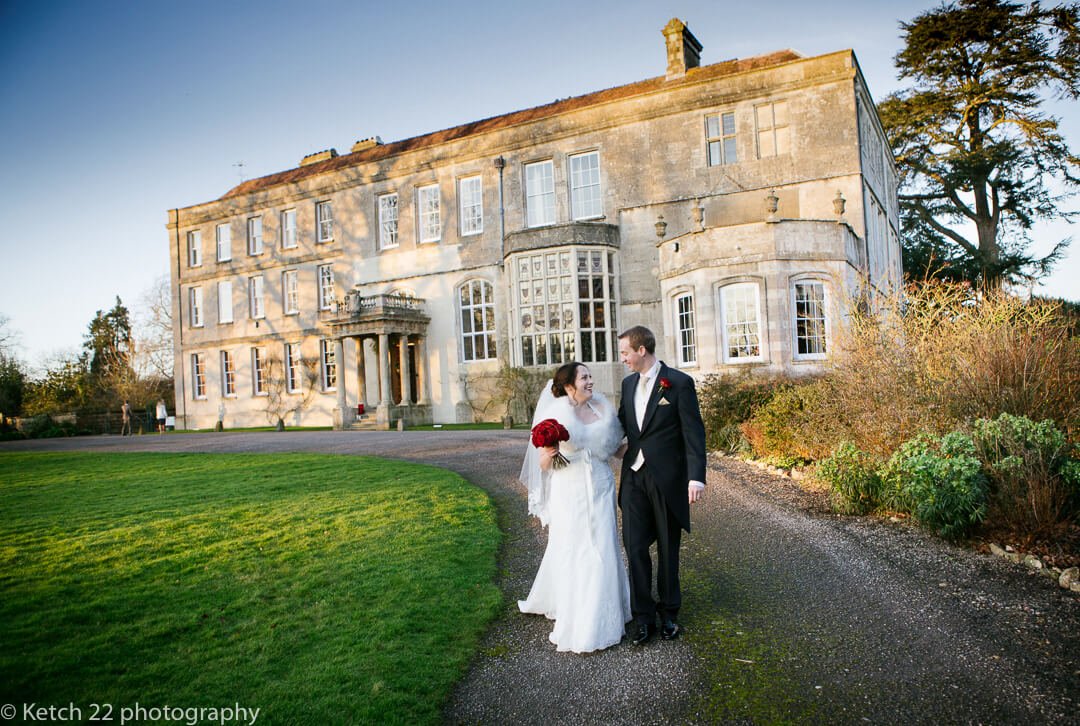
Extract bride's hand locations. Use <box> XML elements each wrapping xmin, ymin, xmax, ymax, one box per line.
<box><xmin>539</xmin><ymin>446</ymin><xmax>558</xmax><ymax>471</ymax></box>
<box><xmin>614</xmin><ymin>442</ymin><xmax>628</xmax><ymax>459</ymax></box>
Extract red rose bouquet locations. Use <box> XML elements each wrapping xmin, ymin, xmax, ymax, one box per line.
<box><xmin>531</xmin><ymin>418</ymin><xmax>571</xmax><ymax>470</ymax></box>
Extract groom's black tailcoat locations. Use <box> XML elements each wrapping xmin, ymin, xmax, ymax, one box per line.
<box><xmin>618</xmin><ymin>363</ymin><xmax>706</xmax><ymax>533</ymax></box>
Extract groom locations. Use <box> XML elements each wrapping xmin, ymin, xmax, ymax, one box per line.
<box><xmin>617</xmin><ymin>325</ymin><xmax>706</xmax><ymax>645</ymax></box>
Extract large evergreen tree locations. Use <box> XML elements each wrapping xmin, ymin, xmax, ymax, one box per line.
<box><xmin>84</xmin><ymin>297</ymin><xmax>134</xmax><ymax>385</ymax></box>
<box><xmin>878</xmin><ymin>0</ymin><xmax>1079</xmax><ymax>288</ymax></box>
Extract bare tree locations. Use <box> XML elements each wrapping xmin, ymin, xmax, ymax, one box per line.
<box><xmin>262</xmin><ymin>351</ymin><xmax>321</xmax><ymax>430</ymax></box>
<box><xmin>134</xmin><ymin>274</ymin><xmax>174</xmax><ymax>380</ymax></box>
<box><xmin>0</xmin><ymin>314</ymin><xmax>21</xmax><ymax>357</ymax></box>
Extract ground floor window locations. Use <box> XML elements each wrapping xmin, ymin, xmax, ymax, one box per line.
<box><xmin>675</xmin><ymin>292</ymin><xmax>697</xmax><ymax>366</ymax></box>
<box><xmin>191</xmin><ymin>353</ymin><xmax>206</xmax><ymax>399</ymax></box>
<box><xmin>510</xmin><ymin>247</ymin><xmax>616</xmax><ymax>367</ymax></box>
<box><xmin>220</xmin><ymin>350</ymin><xmax>236</xmax><ymax>397</ymax></box>
<box><xmin>459</xmin><ymin>279</ymin><xmax>497</xmax><ymax>362</ymax></box>
<box><xmin>285</xmin><ymin>343</ymin><xmax>301</xmax><ymax>393</ymax></box>
<box><xmin>719</xmin><ymin>282</ymin><xmax>763</xmax><ymax>363</ymax></box>
<box><xmin>252</xmin><ymin>347</ymin><xmax>267</xmax><ymax>396</ymax></box>
<box><xmin>320</xmin><ymin>339</ymin><xmax>337</xmax><ymax>391</ymax></box>
<box><xmin>793</xmin><ymin>281</ymin><xmax>827</xmax><ymax>359</ymax></box>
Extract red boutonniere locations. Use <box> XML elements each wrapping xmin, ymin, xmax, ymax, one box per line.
<box><xmin>658</xmin><ymin>377</ymin><xmax>671</xmax><ymax>390</ymax></box>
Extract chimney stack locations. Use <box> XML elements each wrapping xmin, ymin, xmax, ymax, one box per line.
<box><xmin>663</xmin><ymin>18</ymin><xmax>702</xmax><ymax>79</ymax></box>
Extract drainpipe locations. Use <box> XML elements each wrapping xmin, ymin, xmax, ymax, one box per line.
<box><xmin>494</xmin><ymin>156</ymin><xmax>506</xmax><ymax>258</ymax></box>
<box><xmin>172</xmin><ymin>209</ymin><xmax>187</xmax><ymax>428</ymax></box>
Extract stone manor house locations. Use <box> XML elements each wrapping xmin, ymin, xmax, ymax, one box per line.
<box><xmin>167</xmin><ymin>18</ymin><xmax>900</xmax><ymax>430</ymax></box>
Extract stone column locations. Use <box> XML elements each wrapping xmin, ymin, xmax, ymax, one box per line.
<box><xmin>334</xmin><ymin>337</ymin><xmax>347</xmax><ymax>429</ymax></box>
<box><xmin>417</xmin><ymin>336</ymin><xmax>431</xmax><ymax>405</ymax></box>
<box><xmin>399</xmin><ymin>334</ymin><xmax>412</xmax><ymax>407</ymax></box>
<box><xmin>377</xmin><ymin>332</ymin><xmax>392</xmax><ymax>426</ymax></box>
<box><xmin>355</xmin><ymin>337</ymin><xmax>366</xmax><ymax>410</ymax></box>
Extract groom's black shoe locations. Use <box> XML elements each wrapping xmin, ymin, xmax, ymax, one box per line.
<box><xmin>661</xmin><ymin>619</ymin><xmax>680</xmax><ymax>641</ymax></box>
<box><xmin>630</xmin><ymin>622</ymin><xmax>656</xmax><ymax>646</ymax></box>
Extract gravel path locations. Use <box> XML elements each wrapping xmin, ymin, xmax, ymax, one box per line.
<box><xmin>5</xmin><ymin>432</ymin><xmax>1078</xmax><ymax>724</ymax></box>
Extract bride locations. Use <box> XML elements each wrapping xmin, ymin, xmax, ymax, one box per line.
<box><xmin>518</xmin><ymin>361</ymin><xmax>631</xmax><ymax>653</ymax></box>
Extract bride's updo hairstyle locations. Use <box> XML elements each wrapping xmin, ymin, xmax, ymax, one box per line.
<box><xmin>551</xmin><ymin>362</ymin><xmax>584</xmax><ymax>398</ymax></box>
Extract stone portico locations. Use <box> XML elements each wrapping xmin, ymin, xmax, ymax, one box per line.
<box><xmin>321</xmin><ymin>292</ymin><xmax>433</xmax><ymax>429</ymax></box>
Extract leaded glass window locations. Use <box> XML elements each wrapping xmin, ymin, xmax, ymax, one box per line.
<box><xmin>511</xmin><ymin>246</ymin><xmax>615</xmax><ymax>366</ymax></box>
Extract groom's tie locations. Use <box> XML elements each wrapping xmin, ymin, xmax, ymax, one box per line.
<box><xmin>631</xmin><ymin>374</ymin><xmax>650</xmax><ymax>471</ymax></box>
<box><xmin>635</xmin><ymin>374</ymin><xmax>650</xmax><ymax>430</ymax></box>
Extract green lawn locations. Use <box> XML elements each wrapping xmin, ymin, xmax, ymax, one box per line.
<box><xmin>0</xmin><ymin>452</ymin><xmax>502</xmax><ymax>724</ymax></box>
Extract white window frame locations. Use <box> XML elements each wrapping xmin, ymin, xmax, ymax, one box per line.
<box><xmin>285</xmin><ymin>343</ymin><xmax>300</xmax><ymax>394</ymax></box>
<box><xmin>378</xmin><ymin>193</ymin><xmax>399</xmax><ymax>249</ymax></box>
<box><xmin>220</xmin><ymin>350</ymin><xmax>236</xmax><ymax>397</ymax></box>
<box><xmin>249</xmin><ymin>275</ymin><xmax>265</xmax><ymax>319</ymax></box>
<box><xmin>792</xmin><ymin>280</ymin><xmax>828</xmax><ymax>361</ymax></box>
<box><xmin>459</xmin><ymin>279</ymin><xmax>497</xmax><ymax>362</ymax></box>
<box><xmin>706</xmin><ymin>111</ymin><xmax>737</xmax><ymax>166</ymax></box>
<box><xmin>569</xmin><ymin>151</ymin><xmax>602</xmax><ymax>220</ymax></box>
<box><xmin>217</xmin><ymin>280</ymin><xmax>233</xmax><ymax>325</ymax></box>
<box><xmin>316</xmin><ymin>201</ymin><xmax>333</xmax><ymax>243</ymax></box>
<box><xmin>187</xmin><ymin>230</ymin><xmax>202</xmax><ymax>267</ymax></box>
<box><xmin>320</xmin><ymin>339</ymin><xmax>337</xmax><ymax>391</ymax></box>
<box><xmin>755</xmin><ymin>101</ymin><xmax>790</xmax><ymax>159</ymax></box>
<box><xmin>674</xmin><ymin>292</ymin><xmax>697</xmax><ymax>366</ymax></box>
<box><xmin>417</xmin><ymin>184</ymin><xmax>441</xmax><ymax>243</ymax></box>
<box><xmin>317</xmin><ymin>264</ymin><xmax>335</xmax><ymax>310</ymax></box>
<box><xmin>459</xmin><ymin>176</ymin><xmax>483</xmax><ymax>235</ymax></box>
<box><xmin>246</xmin><ymin>216</ymin><xmax>263</xmax><ymax>255</ymax></box>
<box><xmin>252</xmin><ymin>347</ymin><xmax>268</xmax><ymax>396</ymax></box>
<box><xmin>719</xmin><ymin>282</ymin><xmax>764</xmax><ymax>363</ymax></box>
<box><xmin>281</xmin><ymin>209</ymin><xmax>297</xmax><ymax>249</ymax></box>
<box><xmin>216</xmin><ymin>223</ymin><xmax>231</xmax><ymax>262</ymax></box>
<box><xmin>525</xmin><ymin>160</ymin><xmax>556</xmax><ymax>227</ymax></box>
<box><xmin>191</xmin><ymin>353</ymin><xmax>206</xmax><ymax>399</ymax></box>
<box><xmin>188</xmin><ymin>287</ymin><xmax>203</xmax><ymax>328</ymax></box>
<box><xmin>283</xmin><ymin>269</ymin><xmax>299</xmax><ymax>315</ymax></box>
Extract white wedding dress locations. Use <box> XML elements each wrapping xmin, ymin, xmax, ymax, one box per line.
<box><xmin>518</xmin><ymin>391</ymin><xmax>632</xmax><ymax>653</ymax></box>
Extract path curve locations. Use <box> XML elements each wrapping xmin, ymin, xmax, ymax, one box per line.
<box><xmin>4</xmin><ymin>432</ymin><xmax>1077</xmax><ymax>723</ymax></box>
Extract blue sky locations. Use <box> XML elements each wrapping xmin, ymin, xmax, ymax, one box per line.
<box><xmin>1</xmin><ymin>0</ymin><xmax>1076</xmax><ymax>367</ymax></box>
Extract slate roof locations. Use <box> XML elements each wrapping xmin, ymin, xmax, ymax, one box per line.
<box><xmin>219</xmin><ymin>50</ymin><xmax>804</xmax><ymax>201</ymax></box>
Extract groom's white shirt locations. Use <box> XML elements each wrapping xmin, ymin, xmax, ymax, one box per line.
<box><xmin>630</xmin><ymin>360</ymin><xmax>661</xmax><ymax>471</ymax></box>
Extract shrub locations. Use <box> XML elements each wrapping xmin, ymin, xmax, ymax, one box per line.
<box><xmin>813</xmin><ymin>283</ymin><xmax>1080</xmax><ymax>459</ymax></box>
<box><xmin>817</xmin><ymin>442</ymin><xmax>882</xmax><ymax>514</ymax></box>
<box><xmin>741</xmin><ymin>380</ymin><xmax>832</xmax><ymax>464</ymax></box>
<box><xmin>970</xmin><ymin>413</ymin><xmax>1079</xmax><ymax>532</ymax></box>
<box><xmin>698</xmin><ymin>374</ymin><xmax>787</xmax><ymax>453</ymax></box>
<box><xmin>18</xmin><ymin>414</ymin><xmax>56</xmax><ymax>438</ymax></box>
<box><xmin>881</xmin><ymin>432</ymin><xmax>988</xmax><ymax>540</ymax></box>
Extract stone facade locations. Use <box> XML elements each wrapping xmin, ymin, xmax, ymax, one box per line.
<box><xmin>166</xmin><ymin>19</ymin><xmax>900</xmax><ymax>430</ymax></box>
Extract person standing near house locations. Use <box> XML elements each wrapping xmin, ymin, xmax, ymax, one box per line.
<box><xmin>120</xmin><ymin>400</ymin><xmax>133</xmax><ymax>436</ymax></box>
<box><xmin>156</xmin><ymin>398</ymin><xmax>167</xmax><ymax>434</ymax></box>
<box><xmin>616</xmin><ymin>325</ymin><xmax>706</xmax><ymax>646</ymax></box>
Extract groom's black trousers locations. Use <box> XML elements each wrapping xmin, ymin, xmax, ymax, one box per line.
<box><xmin>621</xmin><ymin>465</ymin><xmax>681</xmax><ymax>624</ymax></box>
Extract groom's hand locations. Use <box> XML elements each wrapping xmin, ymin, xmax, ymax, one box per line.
<box><xmin>688</xmin><ymin>481</ymin><xmax>704</xmax><ymax>504</ymax></box>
